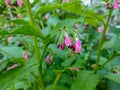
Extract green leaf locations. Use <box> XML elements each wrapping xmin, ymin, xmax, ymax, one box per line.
<box><xmin>49</xmin><ymin>44</ymin><xmax>67</xmax><ymax>59</ymax></box>
<box><xmin>0</xmin><ymin>25</ymin><xmax>44</xmax><ymax>39</ymax></box>
<box><xmin>62</xmin><ymin>1</ymin><xmax>82</xmax><ymax>15</ymax></box>
<box><xmin>72</xmin><ymin>59</ymin><xmax>86</xmax><ymax>68</ymax></box>
<box><xmin>34</xmin><ymin>1</ymin><xmax>82</xmax><ymax>17</ymax></box>
<box><xmin>62</xmin><ymin>56</ymin><xmax>76</xmax><ymax>67</ymax></box>
<box><xmin>104</xmin><ymin>56</ymin><xmax>120</xmax><ymax>71</ymax></box>
<box><xmin>34</xmin><ymin>4</ymin><xmax>61</xmax><ymax>16</ymax></box>
<box><xmin>85</xmin><ymin>10</ymin><xmax>104</xmax><ymax>24</ymax></box>
<box><xmin>110</xmin><ymin>26</ymin><xmax>120</xmax><ymax>34</ymax></box>
<box><xmin>11</xmin><ymin>19</ymin><xmax>30</xmax><ymax>25</ymax></box>
<box><xmin>0</xmin><ymin>47</ymin><xmax>23</xmax><ymax>58</ymax></box>
<box><xmin>112</xmin><ymin>37</ymin><xmax>120</xmax><ymax>53</ymax></box>
<box><xmin>102</xmin><ymin>38</ymin><xmax>116</xmax><ymax>49</ymax></box>
<box><xmin>0</xmin><ymin>63</ymin><xmax>38</xmax><ymax>89</ymax></box>
<box><xmin>105</xmin><ymin>73</ymin><xmax>120</xmax><ymax>84</ymax></box>
<box><xmin>107</xmin><ymin>80</ymin><xmax>120</xmax><ymax>90</ymax></box>
<box><xmin>71</xmin><ymin>70</ymin><xmax>99</xmax><ymax>90</ymax></box>
<box><xmin>0</xmin><ymin>58</ymin><xmax>26</xmax><ymax>73</ymax></box>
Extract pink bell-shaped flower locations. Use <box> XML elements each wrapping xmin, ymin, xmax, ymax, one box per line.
<box><xmin>5</xmin><ymin>0</ymin><xmax>10</xmax><ymax>4</ymax></box>
<box><xmin>98</xmin><ymin>26</ymin><xmax>103</xmax><ymax>33</ymax></box>
<box><xmin>74</xmin><ymin>38</ymin><xmax>82</xmax><ymax>53</ymax></box>
<box><xmin>114</xmin><ymin>0</ymin><xmax>119</xmax><ymax>9</ymax></box>
<box><xmin>22</xmin><ymin>51</ymin><xmax>28</xmax><ymax>60</ymax></box>
<box><xmin>7</xmin><ymin>36</ymin><xmax>13</xmax><ymax>43</ymax></box>
<box><xmin>75</xmin><ymin>23</ymin><xmax>79</xmax><ymax>29</ymax></box>
<box><xmin>57</xmin><ymin>43</ymin><xmax>65</xmax><ymax>50</ymax></box>
<box><xmin>64</xmin><ymin>34</ymin><xmax>71</xmax><ymax>46</ymax></box>
<box><xmin>17</xmin><ymin>0</ymin><xmax>22</xmax><ymax>6</ymax></box>
<box><xmin>45</xmin><ymin>55</ymin><xmax>52</xmax><ymax>63</ymax></box>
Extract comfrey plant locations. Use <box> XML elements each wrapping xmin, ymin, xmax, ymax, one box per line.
<box><xmin>0</xmin><ymin>0</ymin><xmax>120</xmax><ymax>90</ymax></box>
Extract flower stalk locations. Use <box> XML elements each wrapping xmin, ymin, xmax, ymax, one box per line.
<box><xmin>24</xmin><ymin>0</ymin><xmax>45</xmax><ymax>89</ymax></box>
<box><xmin>95</xmin><ymin>8</ymin><xmax>113</xmax><ymax>72</ymax></box>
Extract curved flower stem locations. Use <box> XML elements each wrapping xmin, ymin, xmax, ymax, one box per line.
<box><xmin>52</xmin><ymin>72</ymin><xmax>61</xmax><ymax>90</ymax></box>
<box><xmin>95</xmin><ymin>8</ymin><xmax>113</xmax><ymax>72</ymax></box>
<box><xmin>24</xmin><ymin>0</ymin><xmax>45</xmax><ymax>89</ymax></box>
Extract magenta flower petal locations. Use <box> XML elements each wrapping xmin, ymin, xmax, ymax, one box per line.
<box><xmin>57</xmin><ymin>43</ymin><xmax>65</xmax><ymax>50</ymax></box>
<box><xmin>114</xmin><ymin>1</ymin><xmax>119</xmax><ymax>9</ymax></box>
<box><xmin>98</xmin><ymin>27</ymin><xmax>103</xmax><ymax>33</ymax></box>
<box><xmin>5</xmin><ymin>0</ymin><xmax>10</xmax><ymax>4</ymax></box>
<box><xmin>23</xmin><ymin>51</ymin><xmax>28</xmax><ymax>60</ymax></box>
<box><xmin>75</xmin><ymin>23</ymin><xmax>79</xmax><ymax>29</ymax></box>
<box><xmin>7</xmin><ymin>36</ymin><xmax>13</xmax><ymax>43</ymax></box>
<box><xmin>74</xmin><ymin>38</ymin><xmax>82</xmax><ymax>53</ymax></box>
<box><xmin>17</xmin><ymin>0</ymin><xmax>22</xmax><ymax>6</ymax></box>
<box><xmin>64</xmin><ymin>34</ymin><xmax>72</xmax><ymax>46</ymax></box>
<box><xmin>45</xmin><ymin>55</ymin><xmax>51</xmax><ymax>63</ymax></box>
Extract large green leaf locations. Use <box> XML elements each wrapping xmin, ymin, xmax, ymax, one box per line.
<box><xmin>61</xmin><ymin>56</ymin><xmax>76</xmax><ymax>67</ymax></box>
<box><xmin>49</xmin><ymin>44</ymin><xmax>67</xmax><ymax>59</ymax></box>
<box><xmin>112</xmin><ymin>37</ymin><xmax>120</xmax><ymax>53</ymax></box>
<box><xmin>11</xmin><ymin>19</ymin><xmax>30</xmax><ymax>25</ymax></box>
<box><xmin>61</xmin><ymin>1</ymin><xmax>82</xmax><ymax>15</ymax></box>
<box><xmin>34</xmin><ymin>4</ymin><xmax>61</xmax><ymax>16</ymax></box>
<box><xmin>71</xmin><ymin>70</ymin><xmax>99</xmax><ymax>90</ymax></box>
<box><xmin>34</xmin><ymin>1</ymin><xmax>82</xmax><ymax>16</ymax></box>
<box><xmin>0</xmin><ymin>47</ymin><xmax>23</xmax><ymax>58</ymax></box>
<box><xmin>0</xmin><ymin>63</ymin><xmax>38</xmax><ymax>89</ymax></box>
<box><xmin>0</xmin><ymin>25</ymin><xmax>44</xmax><ymax>39</ymax></box>
<box><xmin>105</xmin><ymin>73</ymin><xmax>120</xmax><ymax>84</ymax></box>
<box><xmin>0</xmin><ymin>58</ymin><xmax>26</xmax><ymax>72</ymax></box>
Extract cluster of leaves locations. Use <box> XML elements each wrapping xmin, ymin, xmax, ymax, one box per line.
<box><xmin>0</xmin><ymin>0</ymin><xmax>120</xmax><ymax>90</ymax></box>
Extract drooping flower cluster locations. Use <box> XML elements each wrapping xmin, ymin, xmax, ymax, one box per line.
<box><xmin>68</xmin><ymin>38</ymin><xmax>82</xmax><ymax>53</ymax></box>
<box><xmin>5</xmin><ymin>0</ymin><xmax>23</xmax><ymax>6</ymax></box>
<box><xmin>57</xmin><ymin>34</ymin><xmax>82</xmax><ymax>53</ymax></box>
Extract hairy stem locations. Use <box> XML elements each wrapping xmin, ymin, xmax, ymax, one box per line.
<box><xmin>52</xmin><ymin>72</ymin><xmax>61</xmax><ymax>90</ymax></box>
<box><xmin>24</xmin><ymin>0</ymin><xmax>45</xmax><ymax>89</ymax></box>
<box><xmin>95</xmin><ymin>9</ymin><xmax>113</xmax><ymax>72</ymax></box>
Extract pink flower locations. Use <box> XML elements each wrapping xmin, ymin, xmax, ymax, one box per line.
<box><xmin>66</xmin><ymin>0</ymin><xmax>70</xmax><ymax>2</ymax></box>
<box><xmin>17</xmin><ymin>0</ymin><xmax>22</xmax><ymax>6</ymax></box>
<box><xmin>45</xmin><ymin>13</ymin><xmax>49</xmax><ymax>19</ymax></box>
<box><xmin>45</xmin><ymin>55</ymin><xmax>52</xmax><ymax>63</ymax></box>
<box><xmin>57</xmin><ymin>43</ymin><xmax>65</xmax><ymax>50</ymax></box>
<box><xmin>17</xmin><ymin>13</ymin><xmax>22</xmax><ymax>18</ymax></box>
<box><xmin>75</xmin><ymin>23</ymin><xmax>79</xmax><ymax>29</ymax></box>
<box><xmin>98</xmin><ymin>26</ymin><xmax>103</xmax><ymax>33</ymax></box>
<box><xmin>113</xmin><ymin>0</ymin><xmax>119</xmax><ymax>9</ymax></box>
<box><xmin>74</xmin><ymin>38</ymin><xmax>82</xmax><ymax>53</ymax></box>
<box><xmin>98</xmin><ymin>26</ymin><xmax>109</xmax><ymax>33</ymax></box>
<box><xmin>7</xmin><ymin>64</ymin><xmax>18</xmax><ymax>71</ymax></box>
<box><xmin>62</xmin><ymin>0</ymin><xmax>70</xmax><ymax>4</ymax></box>
<box><xmin>106</xmin><ymin>2</ymin><xmax>111</xmax><ymax>9</ymax></box>
<box><xmin>69</xmin><ymin>67</ymin><xmax>79</xmax><ymax>72</ymax></box>
<box><xmin>5</xmin><ymin>0</ymin><xmax>10</xmax><ymax>4</ymax></box>
<box><xmin>64</xmin><ymin>34</ymin><xmax>71</xmax><ymax>46</ymax></box>
<box><xmin>3</xmin><ymin>24</ymin><xmax>8</xmax><ymax>28</ymax></box>
<box><xmin>7</xmin><ymin>36</ymin><xmax>13</xmax><ymax>43</ymax></box>
<box><xmin>22</xmin><ymin>51</ymin><xmax>28</xmax><ymax>60</ymax></box>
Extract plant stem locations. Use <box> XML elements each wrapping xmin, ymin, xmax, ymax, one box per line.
<box><xmin>95</xmin><ymin>9</ymin><xmax>113</xmax><ymax>72</ymax></box>
<box><xmin>52</xmin><ymin>72</ymin><xmax>61</xmax><ymax>90</ymax></box>
<box><xmin>24</xmin><ymin>0</ymin><xmax>45</xmax><ymax>89</ymax></box>
<box><xmin>39</xmin><ymin>43</ymin><xmax>49</xmax><ymax>71</ymax></box>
